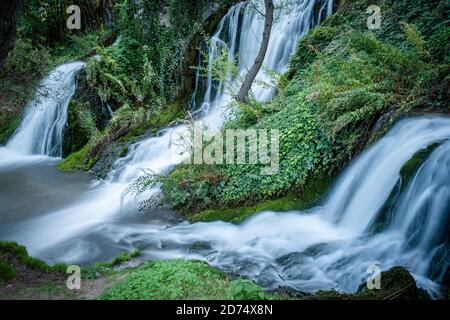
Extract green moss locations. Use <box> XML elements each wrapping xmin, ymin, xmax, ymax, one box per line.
<box><xmin>58</xmin><ymin>146</ymin><xmax>98</xmax><ymax>172</ymax></box>
<box><xmin>191</xmin><ymin>195</ymin><xmax>305</xmax><ymax>223</ymax></box>
<box><xmin>82</xmin><ymin>250</ymin><xmax>141</xmax><ymax>280</ymax></box>
<box><xmin>99</xmin><ymin>259</ymin><xmax>280</xmax><ymax>300</ymax></box>
<box><xmin>110</xmin><ymin>250</ymin><xmax>140</xmax><ymax>266</ymax></box>
<box><xmin>400</xmin><ymin>142</ymin><xmax>440</xmax><ymax>182</ymax></box>
<box><xmin>119</xmin><ymin>147</ymin><xmax>129</xmax><ymax>158</ymax></box>
<box><xmin>149</xmin><ymin>100</ymin><xmax>186</xmax><ymax>127</ymax></box>
<box><xmin>62</xmin><ymin>101</ymin><xmax>91</xmax><ymax>157</ymax></box>
<box><xmin>189</xmin><ymin>171</ymin><xmax>334</xmax><ymax>223</ymax></box>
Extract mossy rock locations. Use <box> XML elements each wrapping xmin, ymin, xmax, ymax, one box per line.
<box><xmin>58</xmin><ymin>145</ymin><xmax>99</xmax><ymax>172</ymax></box>
<box><xmin>400</xmin><ymin>142</ymin><xmax>440</xmax><ymax>182</ymax></box>
<box><xmin>357</xmin><ymin>266</ymin><xmax>431</xmax><ymax>300</ymax></box>
<box><xmin>306</xmin><ymin>267</ymin><xmax>431</xmax><ymax>300</ymax></box>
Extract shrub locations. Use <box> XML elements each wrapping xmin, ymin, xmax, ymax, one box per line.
<box><xmin>0</xmin><ymin>261</ymin><xmax>16</xmax><ymax>282</ymax></box>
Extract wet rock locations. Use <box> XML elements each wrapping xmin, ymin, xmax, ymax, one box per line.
<box><xmin>189</xmin><ymin>241</ymin><xmax>213</xmax><ymax>254</ymax></box>
<box><xmin>90</xmin><ymin>140</ymin><xmax>133</xmax><ymax>179</ymax></box>
<box><xmin>357</xmin><ymin>266</ymin><xmax>431</xmax><ymax>300</ymax></box>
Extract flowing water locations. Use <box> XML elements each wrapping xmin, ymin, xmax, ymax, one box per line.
<box><xmin>0</xmin><ymin>0</ymin><xmax>449</xmax><ymax>297</ymax></box>
<box><xmin>6</xmin><ymin>62</ymin><xmax>85</xmax><ymax>157</ymax></box>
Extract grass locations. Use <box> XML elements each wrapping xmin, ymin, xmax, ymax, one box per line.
<box><xmin>99</xmin><ymin>259</ymin><xmax>282</xmax><ymax>300</ymax></box>
<box><xmin>81</xmin><ymin>250</ymin><xmax>141</xmax><ymax>280</ymax></box>
<box><xmin>0</xmin><ymin>241</ymin><xmax>67</xmax><ymax>274</ymax></box>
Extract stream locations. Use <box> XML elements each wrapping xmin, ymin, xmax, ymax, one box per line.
<box><xmin>0</xmin><ymin>0</ymin><xmax>448</xmax><ymax>298</ymax></box>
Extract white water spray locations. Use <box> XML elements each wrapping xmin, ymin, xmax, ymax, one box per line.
<box><xmin>137</xmin><ymin>116</ymin><xmax>450</xmax><ymax>297</ymax></box>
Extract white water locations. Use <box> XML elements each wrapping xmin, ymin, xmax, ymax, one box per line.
<box><xmin>2</xmin><ymin>0</ymin><xmax>332</xmax><ymax>256</ymax></box>
<box><xmin>6</xmin><ymin>62</ymin><xmax>85</xmax><ymax>157</ymax></box>
<box><xmin>2</xmin><ymin>0</ymin><xmax>449</xmax><ymax>297</ymax></box>
<box><xmin>143</xmin><ymin>116</ymin><xmax>450</xmax><ymax>297</ymax></box>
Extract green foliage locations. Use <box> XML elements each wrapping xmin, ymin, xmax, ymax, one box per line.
<box><xmin>110</xmin><ymin>250</ymin><xmax>140</xmax><ymax>266</ymax></box>
<box><xmin>0</xmin><ymin>38</ymin><xmax>52</xmax><ymax>143</ymax></box>
<box><xmin>231</xmin><ymin>279</ymin><xmax>270</xmax><ymax>300</ymax></box>
<box><xmin>401</xmin><ymin>22</ymin><xmax>431</xmax><ymax>58</ymax></box>
<box><xmin>86</xmin><ymin>0</ymin><xmax>226</xmax><ymax>111</ymax></box>
<box><xmin>140</xmin><ymin>0</ymin><xmax>450</xmax><ymax>220</ymax></box>
<box><xmin>400</xmin><ymin>143</ymin><xmax>440</xmax><ymax>182</ymax></box>
<box><xmin>299</xmin><ymin>31</ymin><xmax>432</xmax><ymax>161</ymax></box>
<box><xmin>99</xmin><ymin>259</ymin><xmax>278</xmax><ymax>300</ymax></box>
<box><xmin>0</xmin><ymin>261</ymin><xmax>16</xmax><ymax>282</ymax></box>
<box><xmin>82</xmin><ymin>250</ymin><xmax>141</xmax><ymax>280</ymax></box>
<box><xmin>149</xmin><ymin>100</ymin><xmax>185</xmax><ymax>127</ymax></box>
<box><xmin>150</xmin><ymin>93</ymin><xmax>333</xmax><ymax>213</ymax></box>
<box><xmin>18</xmin><ymin>0</ymin><xmax>104</xmax><ymax>47</ymax></box>
<box><xmin>0</xmin><ymin>241</ymin><xmax>66</xmax><ymax>273</ymax></box>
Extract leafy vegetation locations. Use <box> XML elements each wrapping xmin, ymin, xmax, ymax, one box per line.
<box><xmin>129</xmin><ymin>0</ymin><xmax>450</xmax><ymax>219</ymax></box>
<box><xmin>56</xmin><ymin>0</ymin><xmax>235</xmax><ymax>164</ymax></box>
<box><xmin>0</xmin><ymin>241</ymin><xmax>67</xmax><ymax>274</ymax></box>
<box><xmin>81</xmin><ymin>249</ymin><xmax>141</xmax><ymax>280</ymax></box>
<box><xmin>0</xmin><ymin>0</ymin><xmax>117</xmax><ymax>144</ymax></box>
<box><xmin>99</xmin><ymin>259</ymin><xmax>279</xmax><ymax>300</ymax></box>
<box><xmin>58</xmin><ymin>145</ymin><xmax>98</xmax><ymax>171</ymax></box>
<box><xmin>0</xmin><ymin>261</ymin><xmax>16</xmax><ymax>282</ymax></box>
<box><xmin>0</xmin><ymin>38</ymin><xmax>52</xmax><ymax>143</ymax></box>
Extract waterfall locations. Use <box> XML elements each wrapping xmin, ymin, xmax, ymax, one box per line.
<box><xmin>110</xmin><ymin>0</ymin><xmax>333</xmax><ymax>183</ymax></box>
<box><xmin>2</xmin><ymin>0</ymin><xmax>449</xmax><ymax>298</ymax></box>
<box><xmin>7</xmin><ymin>0</ymin><xmax>333</xmax><ymax>261</ymax></box>
<box><xmin>142</xmin><ymin>116</ymin><xmax>450</xmax><ymax>297</ymax></box>
<box><xmin>6</xmin><ymin>61</ymin><xmax>85</xmax><ymax>157</ymax></box>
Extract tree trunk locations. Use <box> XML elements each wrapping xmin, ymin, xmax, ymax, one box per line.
<box><xmin>236</xmin><ymin>0</ymin><xmax>274</xmax><ymax>103</ymax></box>
<box><xmin>0</xmin><ymin>0</ymin><xmax>23</xmax><ymax>69</ymax></box>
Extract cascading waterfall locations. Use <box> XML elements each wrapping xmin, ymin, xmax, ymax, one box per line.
<box><xmin>109</xmin><ymin>0</ymin><xmax>332</xmax><ymax>184</ymax></box>
<box><xmin>2</xmin><ymin>0</ymin><xmax>449</xmax><ymax>298</ymax></box>
<box><xmin>137</xmin><ymin>116</ymin><xmax>450</xmax><ymax>297</ymax></box>
<box><xmin>5</xmin><ymin>61</ymin><xmax>85</xmax><ymax>157</ymax></box>
<box><xmin>5</xmin><ymin>0</ymin><xmax>334</xmax><ymax>260</ymax></box>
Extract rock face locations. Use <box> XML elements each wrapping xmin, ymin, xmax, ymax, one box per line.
<box><xmin>0</xmin><ymin>0</ymin><xmax>23</xmax><ymax>68</ymax></box>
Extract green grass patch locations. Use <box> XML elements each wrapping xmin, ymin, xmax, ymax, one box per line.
<box><xmin>99</xmin><ymin>259</ymin><xmax>281</xmax><ymax>300</ymax></box>
<box><xmin>82</xmin><ymin>250</ymin><xmax>141</xmax><ymax>280</ymax></box>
